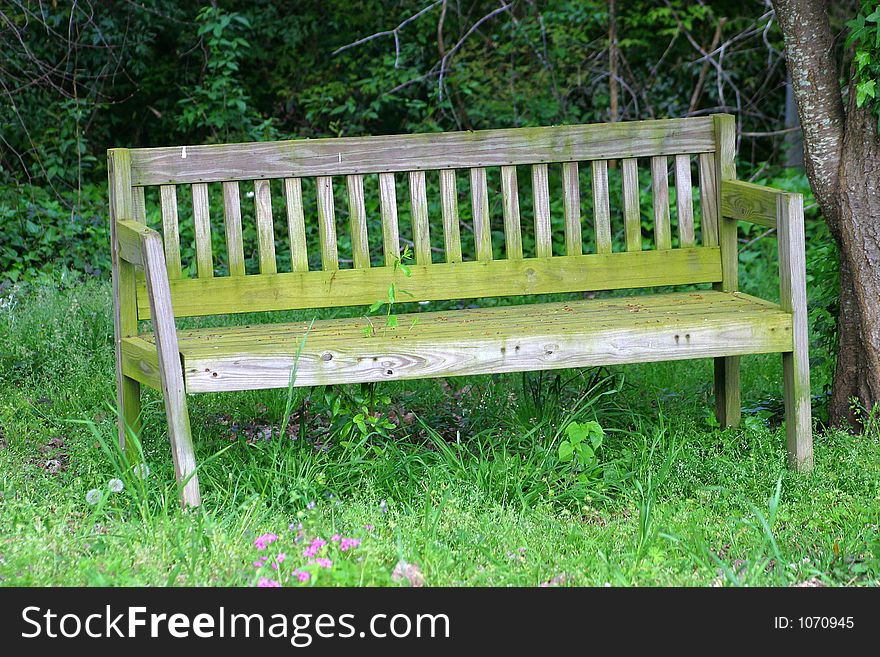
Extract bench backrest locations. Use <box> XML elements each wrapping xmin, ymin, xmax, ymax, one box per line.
<box><xmin>109</xmin><ymin>115</ymin><xmax>735</xmax><ymax>320</ymax></box>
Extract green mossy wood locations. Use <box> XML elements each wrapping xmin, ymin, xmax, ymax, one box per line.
<box><xmin>108</xmin><ymin>115</ymin><xmax>812</xmax><ymax>507</ymax></box>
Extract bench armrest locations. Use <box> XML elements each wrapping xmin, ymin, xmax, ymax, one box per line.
<box><xmin>720</xmin><ymin>179</ymin><xmax>797</xmax><ymax>229</ymax></box>
<box><xmin>115</xmin><ymin>220</ymin><xmax>181</xmax><ymax>366</ymax></box>
<box><xmin>720</xmin><ymin>179</ymin><xmax>807</xmax><ymax>317</ymax></box>
<box><xmin>116</xmin><ymin>219</ymin><xmax>161</xmax><ymax>266</ymax></box>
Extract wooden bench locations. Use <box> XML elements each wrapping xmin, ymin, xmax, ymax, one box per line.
<box><xmin>109</xmin><ymin>114</ymin><xmax>812</xmax><ymax>507</ymax></box>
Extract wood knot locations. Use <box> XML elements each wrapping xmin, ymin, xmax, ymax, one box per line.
<box><xmin>321</xmin><ymin>352</ymin><xmax>333</xmax><ymax>361</ymax></box>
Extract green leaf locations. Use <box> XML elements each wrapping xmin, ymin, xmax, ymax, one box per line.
<box><xmin>385</xmin><ymin>315</ymin><xmax>398</xmax><ymax>328</ymax></box>
<box><xmin>558</xmin><ymin>441</ymin><xmax>574</xmax><ymax>462</ymax></box>
<box><xmin>368</xmin><ymin>299</ymin><xmax>384</xmax><ymax>313</ymax></box>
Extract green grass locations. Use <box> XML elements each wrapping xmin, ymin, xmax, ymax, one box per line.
<box><xmin>0</xmin><ymin>280</ymin><xmax>877</xmax><ymax>587</ymax></box>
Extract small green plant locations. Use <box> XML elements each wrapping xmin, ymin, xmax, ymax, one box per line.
<box><xmin>323</xmin><ymin>386</ymin><xmax>396</xmax><ymax>452</ymax></box>
<box><xmin>558</xmin><ymin>420</ymin><xmax>604</xmax><ymax>471</ymax></box>
<box><xmin>363</xmin><ymin>245</ymin><xmax>414</xmax><ymax>336</ymax></box>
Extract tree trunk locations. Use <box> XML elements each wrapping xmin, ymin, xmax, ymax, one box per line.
<box><xmin>830</xmin><ymin>102</ymin><xmax>880</xmax><ymax>426</ymax></box>
<box><xmin>773</xmin><ymin>0</ymin><xmax>880</xmax><ymax>427</ymax></box>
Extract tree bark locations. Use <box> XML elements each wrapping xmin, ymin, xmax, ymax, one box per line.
<box><xmin>833</xmin><ymin>100</ymin><xmax>880</xmax><ymax>425</ymax></box>
<box><xmin>773</xmin><ymin>0</ymin><xmax>880</xmax><ymax>427</ymax></box>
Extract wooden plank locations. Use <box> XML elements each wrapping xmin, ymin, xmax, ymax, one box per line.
<box><xmin>379</xmin><ymin>172</ymin><xmax>400</xmax><ymax>265</ymax></box>
<box><xmin>713</xmin><ymin>113</ymin><xmax>740</xmax><ymax>428</ymax></box>
<box><xmin>532</xmin><ymin>163</ymin><xmax>552</xmax><ymax>257</ymax></box>
<box><xmin>141</xmin><ymin>231</ymin><xmax>201</xmax><ymax>507</ymax></box>
<box><xmin>778</xmin><ymin>192</ymin><xmax>812</xmax><ymax>472</ymax></box>
<box><xmin>108</xmin><ymin>148</ymin><xmax>141</xmax><ymax>452</ymax></box>
<box><xmin>175</xmin><ymin>291</ymin><xmax>792</xmax><ymax>392</ymax></box>
<box><xmin>137</xmin><ymin>246</ymin><xmax>723</xmax><ymax>318</ymax></box>
<box><xmin>222</xmin><ymin>181</ymin><xmax>246</xmax><ymax>276</ymax></box>
<box><xmin>592</xmin><ymin>160</ymin><xmax>612</xmax><ymax>254</ymax></box>
<box><xmin>621</xmin><ymin>158</ymin><xmax>641</xmax><ymax>251</ymax></box>
<box><xmin>675</xmin><ymin>154</ymin><xmax>695</xmax><ymax>247</ymax></box>
<box><xmin>121</xmin><ymin>337</ymin><xmax>162</xmax><ymax>391</ymax></box>
<box><xmin>191</xmin><ymin>183</ymin><xmax>213</xmax><ymax>278</ymax></box>
<box><xmin>439</xmin><ymin>169</ymin><xmax>462</xmax><ymax>264</ymax></box>
<box><xmin>254</xmin><ymin>179</ymin><xmax>277</xmax><ymax>274</ymax></box>
<box><xmin>714</xmin><ymin>116</ymin><xmax>738</xmax><ymax>293</ymax></box>
<box><xmin>129</xmin><ymin>117</ymin><xmax>718</xmax><ymax>185</ymax></box>
<box><xmin>500</xmin><ymin>165</ymin><xmax>523</xmax><ymax>259</ymax></box>
<box><xmin>562</xmin><ymin>162</ymin><xmax>581</xmax><ymax>256</ymax></box>
<box><xmin>698</xmin><ymin>152</ymin><xmax>719</xmax><ymax>246</ymax></box>
<box><xmin>159</xmin><ymin>185</ymin><xmax>182</xmax><ymax>279</ymax></box>
<box><xmin>133</xmin><ymin>186</ymin><xmax>146</xmax><ymax>223</ymax></box>
<box><xmin>347</xmin><ymin>174</ymin><xmax>371</xmax><ymax>268</ymax></box>
<box><xmin>179</xmin><ymin>290</ymin><xmax>779</xmax><ymax>342</ymax></box>
<box><xmin>284</xmin><ymin>178</ymin><xmax>309</xmax><ymax>272</ymax></box>
<box><xmin>316</xmin><ymin>176</ymin><xmax>338</xmax><ymax>271</ymax></box>
<box><xmin>409</xmin><ymin>170</ymin><xmax>431</xmax><ymax>265</ymax></box>
<box><xmin>651</xmin><ymin>156</ymin><xmax>671</xmax><ymax>250</ymax></box>
<box><xmin>470</xmin><ymin>167</ymin><xmax>492</xmax><ymax>261</ymax></box>
<box><xmin>117</xmin><ymin>220</ymin><xmax>152</xmax><ymax>266</ymax></box>
<box><xmin>720</xmin><ymin>179</ymin><xmax>779</xmax><ymax>228</ymax></box>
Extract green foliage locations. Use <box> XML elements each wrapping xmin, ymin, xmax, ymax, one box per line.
<box><xmin>177</xmin><ymin>7</ymin><xmax>277</xmax><ymax>143</ymax></box>
<box><xmin>847</xmin><ymin>2</ymin><xmax>880</xmax><ymax>128</ymax></box>
<box><xmin>0</xmin><ymin>184</ymin><xmax>109</xmax><ymax>285</ymax></box>
<box><xmin>558</xmin><ymin>420</ymin><xmax>604</xmax><ymax>467</ymax></box>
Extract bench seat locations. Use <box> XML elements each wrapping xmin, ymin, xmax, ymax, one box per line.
<box><xmin>125</xmin><ymin>291</ymin><xmax>792</xmax><ymax>394</ymax></box>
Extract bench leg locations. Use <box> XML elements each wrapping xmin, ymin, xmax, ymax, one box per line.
<box><xmin>782</xmin><ymin>349</ymin><xmax>813</xmax><ymax>472</ymax></box>
<box><xmin>118</xmin><ymin>374</ymin><xmax>142</xmax><ymax>463</ymax></box>
<box><xmin>714</xmin><ymin>356</ymin><xmax>741</xmax><ymax>427</ymax></box>
<box><xmin>158</xmin><ymin>364</ymin><xmax>201</xmax><ymax>507</ymax></box>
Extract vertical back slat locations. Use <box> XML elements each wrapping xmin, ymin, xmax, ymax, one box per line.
<box><xmin>470</xmin><ymin>168</ymin><xmax>492</xmax><ymax>261</ymax></box>
<box><xmin>159</xmin><ymin>185</ymin><xmax>182</xmax><ymax>279</ymax></box>
<box><xmin>284</xmin><ymin>178</ymin><xmax>309</xmax><ymax>272</ymax></box>
<box><xmin>698</xmin><ymin>152</ymin><xmax>719</xmax><ymax>247</ymax></box>
<box><xmin>409</xmin><ymin>170</ymin><xmax>431</xmax><ymax>265</ymax></box>
<box><xmin>379</xmin><ymin>172</ymin><xmax>400</xmax><ymax>265</ymax></box>
<box><xmin>532</xmin><ymin>164</ymin><xmax>552</xmax><ymax>258</ymax></box>
<box><xmin>500</xmin><ymin>165</ymin><xmax>523</xmax><ymax>259</ymax></box>
<box><xmin>621</xmin><ymin>158</ymin><xmax>641</xmax><ymax>252</ymax></box>
<box><xmin>651</xmin><ymin>156</ymin><xmax>672</xmax><ymax>250</ymax></box>
<box><xmin>222</xmin><ymin>181</ymin><xmax>246</xmax><ymax>276</ymax></box>
<box><xmin>316</xmin><ymin>176</ymin><xmax>339</xmax><ymax>271</ymax></box>
<box><xmin>254</xmin><ymin>179</ymin><xmax>277</xmax><ymax>274</ymax></box>
<box><xmin>675</xmin><ymin>154</ymin><xmax>695</xmax><ymax>247</ymax></box>
<box><xmin>347</xmin><ymin>174</ymin><xmax>371</xmax><ymax>269</ymax></box>
<box><xmin>133</xmin><ymin>186</ymin><xmax>146</xmax><ymax>223</ymax></box>
<box><xmin>191</xmin><ymin>183</ymin><xmax>213</xmax><ymax>278</ymax></box>
<box><xmin>562</xmin><ymin>162</ymin><xmax>581</xmax><ymax>256</ymax></box>
<box><xmin>591</xmin><ymin>160</ymin><xmax>612</xmax><ymax>254</ymax></box>
<box><xmin>439</xmin><ymin>169</ymin><xmax>462</xmax><ymax>264</ymax></box>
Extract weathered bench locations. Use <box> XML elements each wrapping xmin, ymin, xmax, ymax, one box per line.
<box><xmin>109</xmin><ymin>114</ymin><xmax>812</xmax><ymax>507</ymax></box>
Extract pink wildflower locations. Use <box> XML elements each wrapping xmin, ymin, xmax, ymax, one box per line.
<box><xmin>331</xmin><ymin>534</ymin><xmax>341</xmax><ymax>542</ymax></box>
<box><xmin>257</xmin><ymin>577</ymin><xmax>281</xmax><ymax>588</ymax></box>
<box><xmin>254</xmin><ymin>533</ymin><xmax>279</xmax><ymax>550</ymax></box>
<box><xmin>276</xmin><ymin>552</ymin><xmax>286</xmax><ymax>563</ymax></box>
<box><xmin>253</xmin><ymin>561</ymin><xmax>263</xmax><ymax>568</ymax></box>
<box><xmin>293</xmin><ymin>570</ymin><xmax>311</xmax><ymax>583</ymax></box>
<box><xmin>315</xmin><ymin>558</ymin><xmax>333</xmax><ymax>569</ymax></box>
<box><xmin>340</xmin><ymin>537</ymin><xmax>361</xmax><ymax>552</ymax></box>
